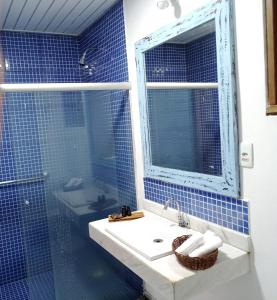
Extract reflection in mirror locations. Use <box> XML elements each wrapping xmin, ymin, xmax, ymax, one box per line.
<box><xmin>144</xmin><ymin>21</ymin><xmax>221</xmax><ymax>176</ymax></box>
<box><xmin>145</xmin><ymin>21</ymin><xmax>216</xmax><ymax>82</ymax></box>
<box><xmin>148</xmin><ymin>89</ymin><xmax>221</xmax><ymax>176</ymax></box>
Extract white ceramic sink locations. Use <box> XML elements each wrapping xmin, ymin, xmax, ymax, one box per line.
<box><xmin>90</xmin><ymin>209</ymin><xmax>250</xmax><ymax>300</ymax></box>
<box><xmin>105</xmin><ymin>211</ymin><xmax>191</xmax><ymax>260</ymax></box>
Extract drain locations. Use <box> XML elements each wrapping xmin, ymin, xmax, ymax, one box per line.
<box><xmin>153</xmin><ymin>238</ymin><xmax>163</xmax><ymax>243</ymax></box>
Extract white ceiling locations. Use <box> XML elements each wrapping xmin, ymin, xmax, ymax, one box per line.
<box><xmin>168</xmin><ymin>21</ymin><xmax>215</xmax><ymax>45</ymax></box>
<box><xmin>0</xmin><ymin>0</ymin><xmax>119</xmax><ymax>36</ymax></box>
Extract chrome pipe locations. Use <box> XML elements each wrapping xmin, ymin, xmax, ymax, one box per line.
<box><xmin>0</xmin><ymin>172</ymin><xmax>49</xmax><ymax>187</ymax></box>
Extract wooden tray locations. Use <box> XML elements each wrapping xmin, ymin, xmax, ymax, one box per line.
<box><xmin>108</xmin><ymin>211</ymin><xmax>144</xmax><ymax>222</ymax></box>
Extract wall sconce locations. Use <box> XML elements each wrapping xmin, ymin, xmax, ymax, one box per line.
<box><xmin>157</xmin><ymin>0</ymin><xmax>170</xmax><ymax>9</ymax></box>
<box><xmin>157</xmin><ymin>0</ymin><xmax>181</xmax><ymax>18</ymax></box>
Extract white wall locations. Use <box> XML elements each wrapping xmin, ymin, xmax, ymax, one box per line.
<box><xmin>123</xmin><ymin>0</ymin><xmax>277</xmax><ymax>299</ymax></box>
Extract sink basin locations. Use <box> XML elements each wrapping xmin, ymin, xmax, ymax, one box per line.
<box><xmin>105</xmin><ymin>211</ymin><xmax>190</xmax><ymax>260</ymax></box>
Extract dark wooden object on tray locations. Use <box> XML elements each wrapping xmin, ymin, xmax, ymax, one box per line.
<box><xmin>108</xmin><ymin>211</ymin><xmax>144</xmax><ymax>222</ymax></box>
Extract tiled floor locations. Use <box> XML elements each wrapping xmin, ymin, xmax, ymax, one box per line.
<box><xmin>0</xmin><ymin>267</ymin><xmax>141</xmax><ymax>300</ymax></box>
<box><xmin>0</xmin><ymin>271</ymin><xmax>55</xmax><ymax>300</ymax></box>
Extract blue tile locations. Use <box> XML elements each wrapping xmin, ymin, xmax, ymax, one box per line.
<box><xmin>144</xmin><ymin>178</ymin><xmax>249</xmax><ymax>234</ymax></box>
<box><xmin>78</xmin><ymin>1</ymin><xmax>128</xmax><ymax>83</ymax></box>
<box><xmin>0</xmin><ymin>271</ymin><xmax>55</xmax><ymax>300</ymax></box>
<box><xmin>243</xmin><ymin>207</ymin><xmax>249</xmax><ymax>214</ymax></box>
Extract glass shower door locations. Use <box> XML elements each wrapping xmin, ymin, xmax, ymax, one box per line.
<box><xmin>2</xmin><ymin>89</ymin><xmax>141</xmax><ymax>300</ymax></box>
<box><xmin>0</xmin><ymin>92</ymin><xmax>56</xmax><ymax>300</ymax></box>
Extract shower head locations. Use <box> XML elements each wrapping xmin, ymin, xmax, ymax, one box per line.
<box><xmin>80</xmin><ymin>47</ymin><xmax>112</xmax><ymax>66</ymax></box>
<box><xmin>79</xmin><ymin>49</ymin><xmax>88</xmax><ymax>66</ymax></box>
<box><xmin>79</xmin><ymin>47</ymin><xmax>113</xmax><ymax>75</ymax></box>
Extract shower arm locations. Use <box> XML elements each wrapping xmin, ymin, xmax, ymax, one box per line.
<box><xmin>80</xmin><ymin>49</ymin><xmax>89</xmax><ymax>66</ymax></box>
<box><xmin>79</xmin><ymin>47</ymin><xmax>113</xmax><ymax>68</ymax></box>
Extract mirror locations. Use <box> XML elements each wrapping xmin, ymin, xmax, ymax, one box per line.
<box><xmin>145</xmin><ymin>22</ymin><xmax>221</xmax><ymax>176</ymax></box>
<box><xmin>135</xmin><ymin>0</ymin><xmax>239</xmax><ymax>197</ymax></box>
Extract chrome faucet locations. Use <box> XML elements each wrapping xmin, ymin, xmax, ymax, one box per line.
<box><xmin>163</xmin><ymin>198</ymin><xmax>189</xmax><ymax>228</ymax></box>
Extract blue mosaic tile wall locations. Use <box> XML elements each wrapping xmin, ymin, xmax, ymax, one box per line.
<box><xmin>109</xmin><ymin>90</ymin><xmax>137</xmax><ymax>208</ymax></box>
<box><xmin>84</xmin><ymin>89</ymin><xmax>137</xmax><ymax>209</ymax></box>
<box><xmin>0</xmin><ymin>271</ymin><xmax>55</xmax><ymax>300</ymax></box>
<box><xmin>0</xmin><ymin>31</ymin><xmax>83</xmax><ymax>286</ymax></box>
<box><xmin>78</xmin><ymin>0</ymin><xmax>136</xmax><ymax>209</ymax></box>
<box><xmin>78</xmin><ymin>0</ymin><xmax>128</xmax><ymax>83</ymax></box>
<box><xmin>144</xmin><ymin>34</ymin><xmax>249</xmax><ymax>234</ymax></box>
<box><xmin>185</xmin><ymin>33</ymin><xmax>218</xmax><ymax>83</ymax></box>
<box><xmin>145</xmin><ymin>43</ymin><xmax>187</xmax><ymax>82</ymax></box>
<box><xmin>144</xmin><ymin>178</ymin><xmax>249</xmax><ymax>234</ymax></box>
<box><xmin>145</xmin><ymin>33</ymin><xmax>217</xmax><ymax>83</ymax></box>
<box><xmin>1</xmin><ymin>31</ymin><xmax>81</xmax><ymax>83</ymax></box>
<box><xmin>186</xmin><ymin>33</ymin><xmax>222</xmax><ymax>176</ymax></box>
<box><xmin>0</xmin><ymin>30</ymin><xmax>83</xmax><ymax>287</ymax></box>
<box><xmin>0</xmin><ymin>94</ymin><xmax>55</xmax><ymax>285</ymax></box>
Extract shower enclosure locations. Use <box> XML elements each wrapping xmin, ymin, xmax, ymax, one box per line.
<box><xmin>0</xmin><ymin>84</ymin><xmax>142</xmax><ymax>300</ymax></box>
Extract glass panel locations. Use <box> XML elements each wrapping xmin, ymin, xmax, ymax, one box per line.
<box><xmin>0</xmin><ymin>90</ymin><xmax>141</xmax><ymax>300</ymax></box>
<box><xmin>147</xmin><ymin>89</ymin><xmax>222</xmax><ymax>176</ymax></box>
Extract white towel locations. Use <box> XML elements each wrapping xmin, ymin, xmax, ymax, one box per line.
<box><xmin>175</xmin><ymin>232</ymin><xmax>204</xmax><ymax>256</ymax></box>
<box><xmin>203</xmin><ymin>230</ymin><xmax>216</xmax><ymax>238</ymax></box>
<box><xmin>189</xmin><ymin>235</ymin><xmax>223</xmax><ymax>257</ymax></box>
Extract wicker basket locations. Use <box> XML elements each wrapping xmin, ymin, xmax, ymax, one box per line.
<box><xmin>172</xmin><ymin>235</ymin><xmax>218</xmax><ymax>270</ymax></box>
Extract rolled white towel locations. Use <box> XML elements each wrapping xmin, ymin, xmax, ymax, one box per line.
<box><xmin>203</xmin><ymin>230</ymin><xmax>216</xmax><ymax>238</ymax></box>
<box><xmin>189</xmin><ymin>235</ymin><xmax>223</xmax><ymax>257</ymax></box>
<box><xmin>175</xmin><ymin>232</ymin><xmax>204</xmax><ymax>256</ymax></box>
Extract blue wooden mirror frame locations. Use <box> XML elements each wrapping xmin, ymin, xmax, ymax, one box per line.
<box><xmin>135</xmin><ymin>0</ymin><xmax>239</xmax><ymax>197</ymax></box>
